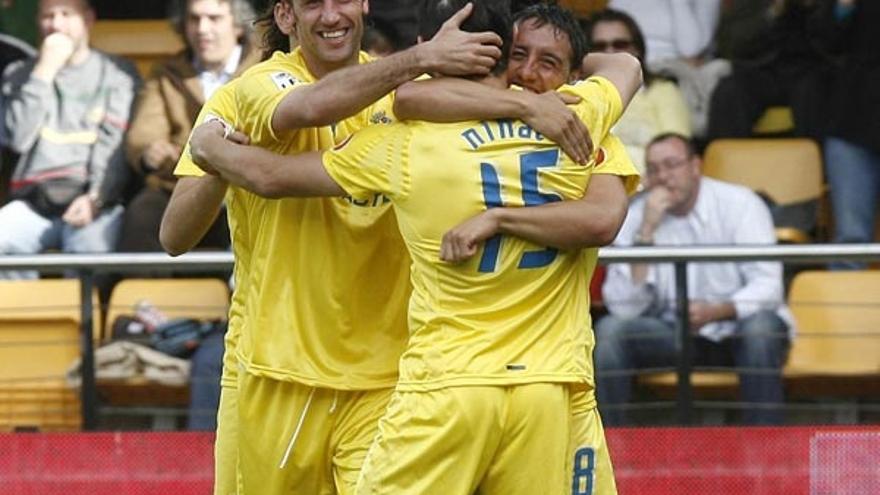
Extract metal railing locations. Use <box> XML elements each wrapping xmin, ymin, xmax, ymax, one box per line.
<box><xmin>3</xmin><ymin>244</ymin><xmax>880</xmax><ymax>429</ymax></box>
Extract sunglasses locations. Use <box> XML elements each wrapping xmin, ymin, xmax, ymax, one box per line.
<box><xmin>590</xmin><ymin>39</ymin><xmax>634</xmax><ymax>52</ymax></box>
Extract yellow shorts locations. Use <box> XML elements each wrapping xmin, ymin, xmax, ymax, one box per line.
<box><xmin>237</xmin><ymin>373</ymin><xmax>393</xmax><ymax>495</ymax></box>
<box><xmin>214</xmin><ymin>384</ymin><xmax>239</xmax><ymax>495</ymax></box>
<box><xmin>570</xmin><ymin>389</ymin><xmax>617</xmax><ymax>495</ymax></box>
<box><xmin>356</xmin><ymin>383</ymin><xmax>572</xmax><ymax>495</ymax></box>
<box><xmin>214</xmin><ymin>330</ymin><xmax>240</xmax><ymax>495</ymax></box>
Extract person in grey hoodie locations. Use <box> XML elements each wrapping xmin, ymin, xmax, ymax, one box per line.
<box><xmin>0</xmin><ymin>0</ymin><xmax>140</xmax><ymax>278</ymax></box>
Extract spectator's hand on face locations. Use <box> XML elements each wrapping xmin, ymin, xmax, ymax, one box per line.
<box><xmin>640</xmin><ymin>186</ymin><xmax>673</xmax><ymax>236</ymax></box>
<box><xmin>34</xmin><ymin>33</ymin><xmax>75</xmax><ymax>81</ymax></box>
<box><xmin>62</xmin><ymin>193</ymin><xmax>97</xmax><ymax>228</ymax></box>
<box><xmin>142</xmin><ymin>141</ymin><xmax>183</xmax><ymax>172</ymax></box>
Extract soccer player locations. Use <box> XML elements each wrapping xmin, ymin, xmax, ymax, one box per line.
<box><xmin>159</xmin><ymin>1</ymin><xmax>506</xmax><ymax>493</ymax></box>
<box><xmin>187</xmin><ymin>1</ymin><xmax>641</xmax><ymax>492</ymax></box>
<box><xmin>393</xmin><ymin>5</ymin><xmax>639</xmax><ymax>493</ymax></box>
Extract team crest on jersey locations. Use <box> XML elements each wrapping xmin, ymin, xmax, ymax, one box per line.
<box><xmin>594</xmin><ymin>147</ymin><xmax>607</xmax><ymax>167</ymax></box>
<box><xmin>270</xmin><ymin>71</ymin><xmax>298</xmax><ymax>90</ymax></box>
<box><xmin>370</xmin><ymin>110</ymin><xmax>393</xmax><ymax>125</ymax></box>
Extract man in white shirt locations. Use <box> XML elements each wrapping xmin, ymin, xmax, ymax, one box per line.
<box><xmin>596</xmin><ymin>132</ymin><xmax>793</xmax><ymax>425</ymax></box>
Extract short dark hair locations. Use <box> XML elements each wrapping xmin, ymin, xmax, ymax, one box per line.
<box><xmin>513</xmin><ymin>3</ymin><xmax>586</xmax><ymax>71</ymax></box>
<box><xmin>587</xmin><ymin>8</ymin><xmax>651</xmax><ymax>83</ymax></box>
<box><xmin>417</xmin><ymin>0</ymin><xmax>512</xmax><ymax>76</ymax></box>
<box><xmin>647</xmin><ymin>132</ymin><xmax>697</xmax><ymax>157</ymax></box>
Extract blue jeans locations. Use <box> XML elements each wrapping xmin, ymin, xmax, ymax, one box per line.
<box><xmin>0</xmin><ymin>199</ymin><xmax>123</xmax><ymax>278</ymax></box>
<box><xmin>187</xmin><ymin>328</ymin><xmax>225</xmax><ymax>431</ymax></box>
<box><xmin>824</xmin><ymin>137</ymin><xmax>880</xmax><ymax>270</ymax></box>
<box><xmin>595</xmin><ymin>310</ymin><xmax>790</xmax><ymax>425</ymax></box>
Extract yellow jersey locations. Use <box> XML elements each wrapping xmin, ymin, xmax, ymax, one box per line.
<box><xmin>323</xmin><ymin>76</ymin><xmax>638</xmax><ymax>391</ymax></box>
<box><xmin>174</xmin><ymin>80</ymin><xmax>250</xmax><ymax>389</ymax></box>
<box><xmin>177</xmin><ymin>48</ymin><xmax>411</xmax><ymax>390</ymax></box>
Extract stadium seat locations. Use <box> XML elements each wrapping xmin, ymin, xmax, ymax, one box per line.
<box><xmin>90</xmin><ymin>20</ymin><xmax>184</xmax><ymax>77</ymax></box>
<box><xmin>752</xmin><ymin>106</ymin><xmax>795</xmax><ymax>135</ymax></box>
<box><xmin>785</xmin><ymin>270</ymin><xmax>880</xmax><ymax>398</ymax></box>
<box><xmin>0</xmin><ymin>279</ymin><xmax>100</xmax><ymax>431</ymax></box>
<box><xmin>100</xmin><ymin>278</ymin><xmax>229</xmax><ymax>423</ymax></box>
<box><xmin>703</xmin><ymin>138</ymin><xmax>826</xmax><ymax>243</ymax></box>
<box><xmin>558</xmin><ymin>0</ymin><xmax>608</xmax><ymax>17</ymax></box>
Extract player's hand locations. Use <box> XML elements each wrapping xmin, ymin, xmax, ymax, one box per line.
<box><xmin>189</xmin><ymin>120</ymin><xmax>228</xmax><ymax>175</ymax></box>
<box><xmin>33</xmin><ymin>32</ymin><xmax>75</xmax><ymax>81</ymax></box>
<box><xmin>420</xmin><ymin>2</ymin><xmax>502</xmax><ymax>77</ymax></box>
<box><xmin>523</xmin><ymin>91</ymin><xmax>592</xmax><ymax>165</ymax></box>
<box><xmin>62</xmin><ymin>193</ymin><xmax>97</xmax><ymax>227</ymax></box>
<box><xmin>440</xmin><ymin>209</ymin><xmax>501</xmax><ymax>263</ymax></box>
<box><xmin>142</xmin><ymin>141</ymin><xmax>183</xmax><ymax>172</ymax></box>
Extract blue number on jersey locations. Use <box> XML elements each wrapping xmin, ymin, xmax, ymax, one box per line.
<box><xmin>478</xmin><ymin>149</ymin><xmax>562</xmax><ymax>273</ymax></box>
<box><xmin>572</xmin><ymin>447</ymin><xmax>596</xmax><ymax>495</ymax></box>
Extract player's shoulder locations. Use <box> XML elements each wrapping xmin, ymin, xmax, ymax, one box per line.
<box><xmin>236</xmin><ymin>49</ymin><xmax>312</xmax><ymax>92</ymax></box>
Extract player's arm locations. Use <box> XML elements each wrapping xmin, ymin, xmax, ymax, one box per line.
<box><xmin>189</xmin><ymin>121</ymin><xmax>343</xmax><ymax>199</ymax></box>
<box><xmin>160</xmin><ymin>176</ymin><xmax>228</xmax><ymax>256</ymax></box>
<box><xmin>581</xmin><ymin>52</ymin><xmax>643</xmax><ymax>107</ymax></box>
<box><xmin>394</xmin><ymin>78</ymin><xmax>592</xmax><ymax>164</ymax></box>
<box><xmin>271</xmin><ymin>3</ymin><xmax>501</xmax><ymax>133</ymax></box>
<box><xmin>441</xmin><ymin>174</ymin><xmax>629</xmax><ymax>261</ymax></box>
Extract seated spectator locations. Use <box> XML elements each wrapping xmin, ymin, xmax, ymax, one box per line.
<box><xmin>0</xmin><ymin>0</ymin><xmax>140</xmax><ymax>279</ymax></box>
<box><xmin>586</xmin><ymin>9</ymin><xmax>692</xmax><ymax>174</ymax></box>
<box><xmin>608</xmin><ymin>0</ymin><xmax>730</xmax><ymax>136</ymax></box>
<box><xmin>1</xmin><ymin>33</ymin><xmax>36</xmax><ymax>203</ymax></box>
<box><xmin>707</xmin><ymin>0</ymin><xmax>832</xmax><ymax>140</ymax></box>
<box><xmin>595</xmin><ymin>133</ymin><xmax>793</xmax><ymax>426</ymax></box>
<box><xmin>816</xmin><ymin>0</ymin><xmax>880</xmax><ymax>269</ymax></box>
<box><xmin>119</xmin><ymin>0</ymin><xmax>257</xmax><ymax>253</ymax></box>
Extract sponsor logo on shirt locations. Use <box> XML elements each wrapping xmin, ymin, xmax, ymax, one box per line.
<box><xmin>270</xmin><ymin>72</ymin><xmax>298</xmax><ymax>90</ymax></box>
<box><xmin>370</xmin><ymin>110</ymin><xmax>393</xmax><ymax>125</ymax></box>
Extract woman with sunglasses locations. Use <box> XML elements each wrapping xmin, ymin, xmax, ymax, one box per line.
<box><xmin>586</xmin><ymin>9</ymin><xmax>692</xmax><ymax>177</ymax></box>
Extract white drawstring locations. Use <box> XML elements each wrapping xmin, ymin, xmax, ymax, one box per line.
<box><xmin>279</xmin><ymin>387</ymin><xmax>316</xmax><ymax>469</ymax></box>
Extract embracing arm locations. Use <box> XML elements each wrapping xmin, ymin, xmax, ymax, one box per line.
<box><xmin>394</xmin><ymin>78</ymin><xmax>592</xmax><ymax>164</ymax></box>
<box><xmin>582</xmin><ymin>52</ymin><xmax>643</xmax><ymax>109</ymax></box>
<box><xmin>189</xmin><ymin>121</ymin><xmax>343</xmax><ymax>199</ymax></box>
<box><xmin>272</xmin><ymin>4</ymin><xmax>501</xmax><ymax>132</ymax></box>
<box><xmin>440</xmin><ymin>174</ymin><xmax>629</xmax><ymax>261</ymax></box>
<box><xmin>160</xmin><ymin>176</ymin><xmax>228</xmax><ymax>256</ymax></box>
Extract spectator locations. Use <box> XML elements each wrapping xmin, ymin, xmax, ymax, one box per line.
<box><xmin>118</xmin><ymin>0</ymin><xmax>257</xmax><ymax>253</ymax></box>
<box><xmin>609</xmin><ymin>0</ymin><xmax>730</xmax><ymax>136</ymax></box>
<box><xmin>0</xmin><ymin>0</ymin><xmax>140</xmax><ymax>279</ymax></box>
<box><xmin>587</xmin><ymin>9</ymin><xmax>692</xmax><ymax>174</ymax></box>
<box><xmin>707</xmin><ymin>0</ymin><xmax>832</xmax><ymax>140</ymax></box>
<box><xmin>596</xmin><ymin>133</ymin><xmax>793</xmax><ymax>426</ymax></box>
<box><xmin>1</xmin><ymin>33</ymin><xmax>35</xmax><ymax>203</ymax></box>
<box><xmin>817</xmin><ymin>0</ymin><xmax>880</xmax><ymax>269</ymax></box>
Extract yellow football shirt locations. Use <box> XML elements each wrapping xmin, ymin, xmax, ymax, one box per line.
<box><xmin>324</xmin><ymin>76</ymin><xmax>631</xmax><ymax>391</ymax></box>
<box><xmin>174</xmin><ymin>80</ymin><xmax>251</xmax><ymax>390</ymax></box>
<box><xmin>223</xmin><ymin>48</ymin><xmax>410</xmax><ymax>389</ymax></box>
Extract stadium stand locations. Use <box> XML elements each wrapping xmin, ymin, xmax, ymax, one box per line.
<box><xmin>785</xmin><ymin>270</ymin><xmax>880</xmax><ymax>422</ymax></box>
<box><xmin>703</xmin><ymin>138</ymin><xmax>826</xmax><ymax>244</ymax></box>
<box><xmin>90</xmin><ymin>20</ymin><xmax>184</xmax><ymax>78</ymax></box>
<box><xmin>0</xmin><ymin>279</ymin><xmax>100</xmax><ymax>431</ymax></box>
<box><xmin>98</xmin><ymin>278</ymin><xmax>229</xmax><ymax>427</ymax></box>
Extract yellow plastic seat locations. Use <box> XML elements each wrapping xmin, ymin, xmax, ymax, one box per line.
<box><xmin>753</xmin><ymin>106</ymin><xmax>795</xmax><ymax>135</ymax></box>
<box><xmin>638</xmin><ymin>371</ymin><xmax>739</xmax><ymax>400</ymax></box>
<box><xmin>703</xmin><ymin>138</ymin><xmax>826</xmax><ymax>243</ymax></box>
<box><xmin>101</xmin><ymin>278</ymin><xmax>230</xmax><ymax>410</ymax></box>
<box><xmin>91</xmin><ymin>20</ymin><xmax>184</xmax><ymax>77</ymax></box>
<box><xmin>0</xmin><ymin>279</ymin><xmax>99</xmax><ymax>431</ymax></box>
<box><xmin>784</xmin><ymin>271</ymin><xmax>880</xmax><ymax>398</ymax></box>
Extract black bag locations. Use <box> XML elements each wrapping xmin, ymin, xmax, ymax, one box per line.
<box><xmin>15</xmin><ymin>177</ymin><xmax>87</xmax><ymax>217</ymax></box>
<box><xmin>151</xmin><ymin>319</ymin><xmax>220</xmax><ymax>358</ymax></box>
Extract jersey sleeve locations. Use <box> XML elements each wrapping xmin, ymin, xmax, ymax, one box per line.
<box><xmin>234</xmin><ymin>66</ymin><xmax>308</xmax><ymax>144</ymax></box>
<box><xmin>593</xmin><ymin>133</ymin><xmax>641</xmax><ymax>195</ymax></box>
<box><xmin>558</xmin><ymin>76</ymin><xmax>624</xmax><ymax>158</ymax></box>
<box><xmin>174</xmin><ymin>81</ymin><xmax>238</xmax><ymax>178</ymax></box>
<box><xmin>321</xmin><ymin>123</ymin><xmax>411</xmax><ymax>201</ymax></box>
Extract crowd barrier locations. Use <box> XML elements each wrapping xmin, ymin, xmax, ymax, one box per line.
<box><xmin>1</xmin><ymin>244</ymin><xmax>880</xmax><ymax>429</ymax></box>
